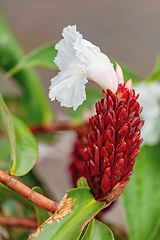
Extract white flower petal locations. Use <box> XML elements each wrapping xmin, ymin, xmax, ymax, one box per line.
<box><xmin>49</xmin><ymin>66</ymin><xmax>88</xmax><ymax>110</ymax></box>
<box><xmin>54</xmin><ymin>25</ymin><xmax>82</xmax><ymax>71</ymax></box>
<box><xmin>49</xmin><ymin>25</ymin><xmax>118</xmax><ymax>110</ymax></box>
<box><xmin>76</xmin><ymin>39</ymin><xmax>118</xmax><ymax>92</ymax></box>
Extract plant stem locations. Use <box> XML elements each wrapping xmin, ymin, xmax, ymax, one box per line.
<box><xmin>0</xmin><ymin>215</ymin><xmax>37</xmax><ymax>228</ymax></box>
<box><xmin>29</xmin><ymin>121</ymin><xmax>83</xmax><ymax>134</ymax></box>
<box><xmin>0</xmin><ymin>170</ymin><xmax>58</xmax><ymax>212</ymax></box>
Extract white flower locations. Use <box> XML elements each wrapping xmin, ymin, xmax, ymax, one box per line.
<box><xmin>49</xmin><ymin>25</ymin><xmax>118</xmax><ymax>110</ymax></box>
<box><xmin>134</xmin><ymin>81</ymin><xmax>160</xmax><ymax>146</ymax></box>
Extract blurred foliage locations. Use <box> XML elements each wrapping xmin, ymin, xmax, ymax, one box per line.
<box><xmin>32</xmin><ymin>186</ymin><xmax>50</xmax><ymax>226</ymax></box>
<box><xmin>7</xmin><ymin>42</ymin><xmax>57</xmax><ymax>77</ymax></box>
<box><xmin>146</xmin><ymin>55</ymin><xmax>160</xmax><ymax>83</ymax></box>
<box><xmin>122</xmin><ymin>143</ymin><xmax>160</xmax><ymax>240</ymax></box>
<box><xmin>0</xmin><ymin>13</ymin><xmax>53</xmax><ymax>125</ymax></box>
<box><xmin>0</xmin><ymin>11</ymin><xmax>159</xmax><ymax>240</ymax></box>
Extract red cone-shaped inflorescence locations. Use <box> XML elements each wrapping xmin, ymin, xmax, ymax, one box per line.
<box><xmin>77</xmin><ymin>83</ymin><xmax>144</xmax><ymax>200</ymax></box>
<box><xmin>69</xmin><ymin>123</ymin><xmax>90</xmax><ymax>186</ymax></box>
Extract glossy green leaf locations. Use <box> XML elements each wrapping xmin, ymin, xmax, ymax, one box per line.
<box><xmin>0</xmin><ymin>93</ymin><xmax>15</xmax><ymax>160</ymax></box>
<box><xmin>77</xmin><ymin>177</ymin><xmax>90</xmax><ymax>189</ymax></box>
<box><xmin>10</xmin><ymin>115</ymin><xmax>38</xmax><ymax>176</ymax></box>
<box><xmin>146</xmin><ymin>56</ymin><xmax>160</xmax><ymax>83</ymax></box>
<box><xmin>28</xmin><ymin>188</ymin><xmax>105</xmax><ymax>240</ymax></box>
<box><xmin>81</xmin><ymin>218</ymin><xmax>114</xmax><ymax>240</ymax></box>
<box><xmin>122</xmin><ymin>144</ymin><xmax>160</xmax><ymax>240</ymax></box>
<box><xmin>0</xmin><ymin>93</ymin><xmax>38</xmax><ymax>175</ymax></box>
<box><xmin>0</xmin><ymin>138</ymin><xmax>10</xmax><ymax>171</ymax></box>
<box><xmin>7</xmin><ymin>42</ymin><xmax>57</xmax><ymax>76</ymax></box>
<box><xmin>0</xmin><ymin>13</ymin><xmax>53</xmax><ymax>125</ymax></box>
<box><xmin>32</xmin><ymin>186</ymin><xmax>50</xmax><ymax>226</ymax></box>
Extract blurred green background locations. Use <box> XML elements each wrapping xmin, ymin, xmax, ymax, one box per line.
<box><xmin>0</xmin><ymin>1</ymin><xmax>160</xmax><ymax>239</ymax></box>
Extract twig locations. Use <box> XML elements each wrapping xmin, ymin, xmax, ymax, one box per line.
<box><xmin>29</xmin><ymin>121</ymin><xmax>83</xmax><ymax>134</ymax></box>
<box><xmin>0</xmin><ymin>170</ymin><xmax>58</xmax><ymax>212</ymax></box>
<box><xmin>0</xmin><ymin>215</ymin><xmax>37</xmax><ymax>228</ymax></box>
<box><xmin>0</xmin><ymin>122</ymin><xmax>83</xmax><ymax>137</ymax></box>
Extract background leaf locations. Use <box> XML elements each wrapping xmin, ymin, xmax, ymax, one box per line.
<box><xmin>146</xmin><ymin>56</ymin><xmax>160</xmax><ymax>83</ymax></box>
<box><xmin>28</xmin><ymin>188</ymin><xmax>105</xmax><ymax>240</ymax></box>
<box><xmin>0</xmin><ymin>93</ymin><xmax>15</xmax><ymax>160</ymax></box>
<box><xmin>0</xmin><ymin>183</ymin><xmax>33</xmax><ymax>210</ymax></box>
<box><xmin>0</xmin><ymin>13</ymin><xmax>53</xmax><ymax>125</ymax></box>
<box><xmin>122</xmin><ymin>144</ymin><xmax>160</xmax><ymax>240</ymax></box>
<box><xmin>148</xmin><ymin>220</ymin><xmax>160</xmax><ymax>240</ymax></box>
<box><xmin>32</xmin><ymin>186</ymin><xmax>50</xmax><ymax>226</ymax></box>
<box><xmin>81</xmin><ymin>218</ymin><xmax>114</xmax><ymax>240</ymax></box>
<box><xmin>7</xmin><ymin>42</ymin><xmax>58</xmax><ymax>76</ymax></box>
<box><xmin>0</xmin><ymin>138</ymin><xmax>11</xmax><ymax>171</ymax></box>
<box><xmin>9</xmin><ymin>115</ymin><xmax>38</xmax><ymax>176</ymax></box>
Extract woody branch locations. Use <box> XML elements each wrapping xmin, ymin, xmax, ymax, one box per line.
<box><xmin>29</xmin><ymin>121</ymin><xmax>83</xmax><ymax>134</ymax></box>
<box><xmin>0</xmin><ymin>170</ymin><xmax>58</xmax><ymax>212</ymax></box>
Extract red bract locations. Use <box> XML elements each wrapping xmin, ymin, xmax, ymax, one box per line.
<box><xmin>70</xmin><ymin>83</ymin><xmax>144</xmax><ymax>202</ymax></box>
<box><xmin>69</xmin><ymin>123</ymin><xmax>90</xmax><ymax>186</ymax></box>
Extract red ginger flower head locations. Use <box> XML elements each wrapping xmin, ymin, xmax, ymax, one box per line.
<box><xmin>70</xmin><ymin>77</ymin><xmax>144</xmax><ymax>202</ymax></box>
<box><xmin>80</xmin><ymin>83</ymin><xmax>144</xmax><ymax>201</ymax></box>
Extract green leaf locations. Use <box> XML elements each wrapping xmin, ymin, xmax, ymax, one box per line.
<box><xmin>0</xmin><ymin>138</ymin><xmax>11</xmax><ymax>171</ymax></box>
<box><xmin>7</xmin><ymin>42</ymin><xmax>58</xmax><ymax>76</ymax></box>
<box><xmin>148</xmin><ymin>219</ymin><xmax>160</xmax><ymax>240</ymax></box>
<box><xmin>0</xmin><ymin>183</ymin><xmax>33</xmax><ymax>210</ymax></box>
<box><xmin>10</xmin><ymin>115</ymin><xmax>38</xmax><ymax>176</ymax></box>
<box><xmin>81</xmin><ymin>218</ymin><xmax>114</xmax><ymax>240</ymax></box>
<box><xmin>77</xmin><ymin>177</ymin><xmax>90</xmax><ymax>189</ymax></box>
<box><xmin>0</xmin><ymin>13</ymin><xmax>24</xmax><ymax>67</ymax></box>
<box><xmin>32</xmin><ymin>186</ymin><xmax>50</xmax><ymax>226</ymax></box>
<box><xmin>122</xmin><ymin>144</ymin><xmax>160</xmax><ymax>240</ymax></box>
<box><xmin>0</xmin><ymin>93</ymin><xmax>15</xmax><ymax>160</ymax></box>
<box><xmin>28</xmin><ymin>188</ymin><xmax>105</xmax><ymax>240</ymax></box>
<box><xmin>0</xmin><ymin>94</ymin><xmax>38</xmax><ymax>175</ymax></box>
<box><xmin>146</xmin><ymin>56</ymin><xmax>160</xmax><ymax>83</ymax></box>
<box><xmin>0</xmin><ymin>13</ymin><xmax>53</xmax><ymax>125</ymax></box>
